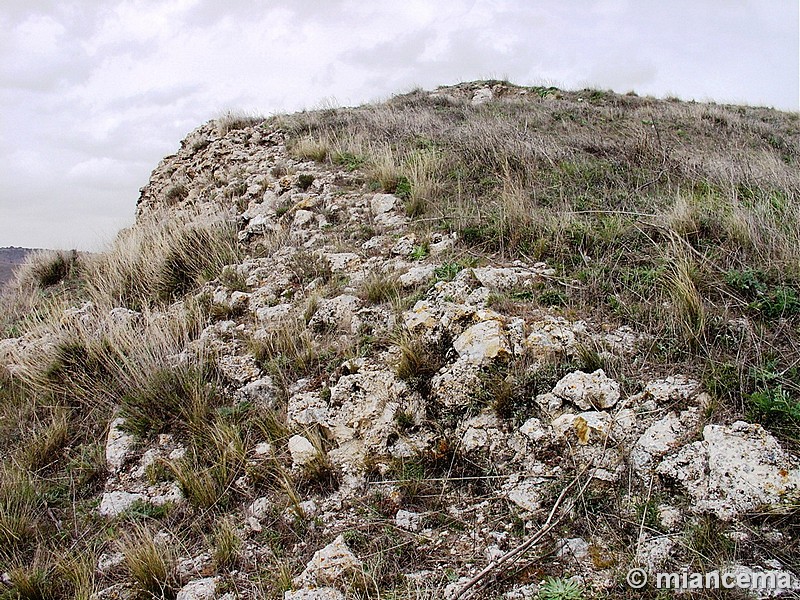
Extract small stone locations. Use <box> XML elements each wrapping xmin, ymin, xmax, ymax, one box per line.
<box><xmin>99</xmin><ymin>491</ymin><xmax>144</xmax><ymax>518</ymax></box>
<box><xmin>635</xmin><ymin>534</ymin><xmax>674</xmax><ymax>572</ymax></box>
<box><xmin>176</xmin><ymin>577</ymin><xmax>218</xmax><ymax>600</ymax></box>
<box><xmin>97</xmin><ymin>552</ymin><xmax>125</xmax><ymax>573</ymax></box>
<box><xmin>557</xmin><ymin>537</ymin><xmax>589</xmax><ymax>562</ymax></box>
<box><xmin>395</xmin><ymin>509</ymin><xmax>422</xmax><ymax>532</ymax></box>
<box><xmin>399</xmin><ymin>265</ymin><xmax>436</xmax><ymax>287</ymax></box>
<box><xmin>294</xmin><ymin>534</ymin><xmax>363</xmax><ymax>588</ymax></box>
<box><xmin>293</xmin><ymin>209</ymin><xmax>316</xmax><ymax>228</ymax></box>
<box><xmin>253</xmin><ymin>442</ymin><xmax>273</xmax><ymax>457</ymax></box>
<box><xmin>105</xmin><ymin>417</ymin><xmax>135</xmax><ymax>472</ymax></box>
<box><xmin>657</xmin><ymin>504</ymin><xmax>682</xmax><ymax>530</ymax></box>
<box><xmin>519</xmin><ymin>418</ymin><xmax>547</xmax><ymax>442</ymax></box>
<box><xmin>371</xmin><ymin>193</ymin><xmax>397</xmax><ymax>215</ymax></box>
<box><xmin>471</xmin><ymin>88</ymin><xmax>493</xmax><ymax>105</ymax></box>
<box><xmin>248</xmin><ymin>496</ymin><xmax>272</xmax><ymax>519</ymax></box>
<box><xmin>288</xmin><ymin>435</ymin><xmax>318</xmax><ymax>467</ymax></box>
<box><xmin>284</xmin><ymin>588</ymin><xmax>345</xmax><ymax>600</ymax></box>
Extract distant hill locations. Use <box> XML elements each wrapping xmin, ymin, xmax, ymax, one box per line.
<box><xmin>0</xmin><ymin>247</ymin><xmax>35</xmax><ymax>287</ymax></box>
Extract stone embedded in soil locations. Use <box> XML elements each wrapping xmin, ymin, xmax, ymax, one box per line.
<box><xmin>105</xmin><ymin>417</ymin><xmax>135</xmax><ymax>472</ymax></box>
<box><xmin>551</xmin><ymin>369</ymin><xmax>620</xmax><ymax>410</ymax></box>
<box><xmin>656</xmin><ymin>421</ymin><xmax>800</xmax><ymax>520</ymax></box>
<box><xmin>98</xmin><ymin>490</ymin><xmax>145</xmax><ymax>518</ymax></box>
<box><xmin>293</xmin><ymin>534</ymin><xmax>363</xmax><ymax>588</ymax></box>
<box><xmin>175</xmin><ymin>577</ymin><xmax>218</xmax><ymax>600</ymax></box>
<box><xmin>288</xmin><ymin>435</ymin><xmax>318</xmax><ymax>467</ymax></box>
<box><xmin>453</xmin><ymin>319</ymin><xmax>510</xmax><ymax>364</ymax></box>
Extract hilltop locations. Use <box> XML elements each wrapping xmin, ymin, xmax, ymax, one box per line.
<box><xmin>1</xmin><ymin>81</ymin><xmax>799</xmax><ymax>599</ymax></box>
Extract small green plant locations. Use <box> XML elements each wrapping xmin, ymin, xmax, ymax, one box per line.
<box><xmin>750</xmin><ymin>287</ymin><xmax>800</xmax><ymax>319</ymax></box>
<box><xmin>297</xmin><ymin>174</ymin><xmax>315</xmax><ymax>190</ymax></box>
<box><xmin>410</xmin><ymin>244</ymin><xmax>429</xmax><ymax>261</ymax></box>
<box><xmin>538</xmin><ymin>288</ymin><xmax>568</xmax><ymax>307</ymax></box>
<box><xmin>748</xmin><ymin>387</ymin><xmax>800</xmax><ymax>438</ymax></box>
<box><xmin>394</xmin><ymin>176</ymin><xmax>412</xmax><ymax>199</ymax></box>
<box><xmin>333</xmin><ymin>151</ymin><xmax>365</xmax><ymax>171</ymax></box>
<box><xmin>725</xmin><ymin>269</ymin><xmax>767</xmax><ymax>299</ymax></box>
<box><xmin>434</xmin><ymin>262</ymin><xmax>462</xmax><ymax>282</ymax></box>
<box><xmin>537</xmin><ymin>576</ymin><xmax>583</xmax><ymax>600</ymax></box>
<box><xmin>120</xmin><ymin>499</ymin><xmax>172</xmax><ymax>521</ymax></box>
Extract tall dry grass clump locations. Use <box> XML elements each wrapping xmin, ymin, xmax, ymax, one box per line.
<box><xmin>85</xmin><ymin>209</ymin><xmax>242</xmax><ymax>310</ymax></box>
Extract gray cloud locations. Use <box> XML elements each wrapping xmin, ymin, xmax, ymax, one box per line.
<box><xmin>1</xmin><ymin>0</ymin><xmax>797</xmax><ymax>250</ymax></box>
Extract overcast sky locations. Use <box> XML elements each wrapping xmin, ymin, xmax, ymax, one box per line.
<box><xmin>1</xmin><ymin>0</ymin><xmax>798</xmax><ymax>251</ymax></box>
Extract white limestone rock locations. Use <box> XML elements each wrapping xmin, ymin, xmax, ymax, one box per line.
<box><xmin>395</xmin><ymin>509</ymin><xmax>422</xmax><ymax>532</ymax></box>
<box><xmin>176</xmin><ymin>577</ymin><xmax>218</xmax><ymax>600</ymax></box>
<box><xmin>519</xmin><ymin>417</ymin><xmax>548</xmax><ymax>443</ymax></box>
<box><xmin>327</xmin><ymin>367</ymin><xmax>425</xmax><ymax>454</ymax></box>
<box><xmin>284</xmin><ymin>588</ymin><xmax>344</xmax><ymax>600</ymax></box>
<box><xmin>631</xmin><ymin>409</ymin><xmax>700</xmax><ymax>473</ymax></box>
<box><xmin>656</xmin><ymin>421</ymin><xmax>800</xmax><ymax>520</ymax></box>
<box><xmin>236</xmin><ymin>375</ymin><xmax>278</xmax><ymax>408</ymax></box>
<box><xmin>429</xmin><ymin>357</ymin><xmax>483</xmax><ymax>408</ymax></box>
<box><xmin>629</xmin><ymin>376</ymin><xmax>700</xmax><ymax>406</ymax></box>
<box><xmin>453</xmin><ymin>320</ymin><xmax>510</xmax><ymax>365</ymax></box>
<box><xmin>459</xmin><ymin>410</ymin><xmax>507</xmax><ymax>454</ymax></box>
<box><xmin>216</xmin><ymin>353</ymin><xmax>260</xmax><ymax>384</ymax></box>
<box><xmin>256</xmin><ymin>303</ymin><xmax>293</xmax><ymax>327</ymax></box>
<box><xmin>248</xmin><ymin>496</ymin><xmax>272</xmax><ymax>520</ymax></box>
<box><xmin>525</xmin><ymin>316</ymin><xmax>587</xmax><ymax>356</ymax></box>
<box><xmin>371</xmin><ymin>193</ymin><xmax>397</xmax><ymax>215</ymax></box>
<box><xmin>403</xmin><ymin>300</ymin><xmax>439</xmax><ymax>333</ymax></box>
<box><xmin>552</xmin><ymin>369</ymin><xmax>620</xmax><ymax>410</ymax></box>
<box><xmin>635</xmin><ymin>534</ymin><xmax>674</xmax><ymax>573</ymax></box>
<box><xmin>504</xmin><ymin>474</ymin><xmax>553</xmax><ymax>513</ymax></box>
<box><xmin>294</xmin><ymin>534</ymin><xmax>363</xmax><ymax>588</ymax></box>
<box><xmin>287</xmin><ymin>391</ymin><xmax>330</xmax><ymax>428</ymax></box>
<box><xmin>99</xmin><ymin>491</ymin><xmax>144</xmax><ymax>518</ymax></box>
<box><xmin>399</xmin><ymin>265</ymin><xmax>436</xmax><ymax>287</ymax></box>
<box><xmin>97</xmin><ymin>552</ymin><xmax>125</xmax><ymax>573</ymax></box>
<box><xmin>106</xmin><ymin>417</ymin><xmax>135</xmax><ymax>472</ymax></box>
<box><xmin>288</xmin><ymin>435</ymin><xmax>318</xmax><ymax>468</ymax></box>
<box><xmin>325</xmin><ymin>252</ymin><xmax>361</xmax><ymax>272</ymax></box>
<box><xmin>471</xmin><ymin>88</ymin><xmax>493</xmax><ymax>105</ymax></box>
<box><xmin>308</xmin><ymin>294</ymin><xmax>361</xmax><ymax>332</ymax></box>
<box><xmin>292</xmin><ymin>209</ymin><xmax>316</xmax><ymax>228</ymax></box>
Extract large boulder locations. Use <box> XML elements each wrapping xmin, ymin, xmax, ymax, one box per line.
<box><xmin>656</xmin><ymin>421</ymin><xmax>800</xmax><ymax>520</ymax></box>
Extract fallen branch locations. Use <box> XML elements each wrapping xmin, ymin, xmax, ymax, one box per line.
<box><xmin>452</xmin><ymin>469</ymin><xmax>589</xmax><ymax>599</ymax></box>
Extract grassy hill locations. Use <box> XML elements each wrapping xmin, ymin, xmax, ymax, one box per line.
<box><xmin>0</xmin><ymin>81</ymin><xmax>798</xmax><ymax>600</ymax></box>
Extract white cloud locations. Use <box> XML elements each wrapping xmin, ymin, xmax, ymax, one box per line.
<box><xmin>0</xmin><ymin>0</ymin><xmax>797</xmax><ymax>250</ymax></box>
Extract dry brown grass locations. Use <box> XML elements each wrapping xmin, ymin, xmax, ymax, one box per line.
<box><xmin>85</xmin><ymin>209</ymin><xmax>243</xmax><ymax>310</ymax></box>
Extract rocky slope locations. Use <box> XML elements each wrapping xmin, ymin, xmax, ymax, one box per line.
<box><xmin>1</xmin><ymin>82</ymin><xmax>799</xmax><ymax>600</ymax></box>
